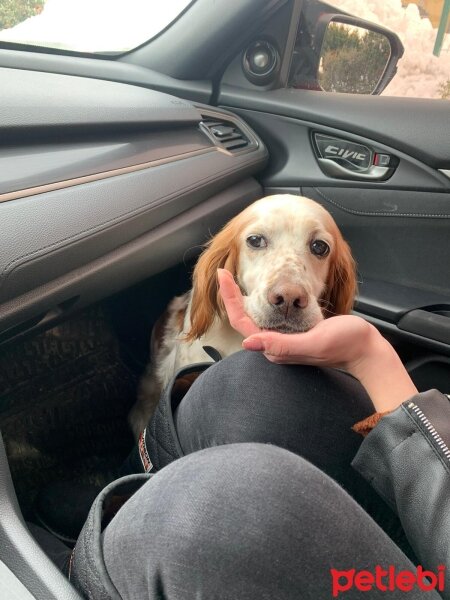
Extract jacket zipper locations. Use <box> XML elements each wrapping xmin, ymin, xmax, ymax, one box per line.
<box><xmin>407</xmin><ymin>401</ymin><xmax>450</xmax><ymax>462</ymax></box>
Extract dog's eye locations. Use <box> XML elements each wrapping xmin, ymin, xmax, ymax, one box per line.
<box><xmin>246</xmin><ymin>235</ymin><xmax>267</xmax><ymax>249</ymax></box>
<box><xmin>310</xmin><ymin>239</ymin><xmax>330</xmax><ymax>257</ymax></box>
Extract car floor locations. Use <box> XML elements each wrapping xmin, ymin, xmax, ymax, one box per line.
<box><xmin>0</xmin><ymin>262</ymin><xmax>194</xmax><ymax>521</ymax></box>
<box><xmin>0</xmin><ymin>304</ymin><xmax>138</xmax><ymax>520</ymax></box>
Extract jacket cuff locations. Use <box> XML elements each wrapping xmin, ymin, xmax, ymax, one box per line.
<box><xmin>352</xmin><ymin>411</ymin><xmax>392</xmax><ymax>437</ymax></box>
<box><xmin>351</xmin><ymin>390</ymin><xmax>450</xmax><ymax>511</ymax></box>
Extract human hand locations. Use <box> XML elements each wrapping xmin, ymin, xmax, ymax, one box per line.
<box><xmin>217</xmin><ymin>268</ymin><xmax>417</xmax><ymax>412</ymax></box>
<box><xmin>218</xmin><ymin>268</ymin><xmax>372</xmax><ymax>370</ymax></box>
<box><xmin>217</xmin><ymin>268</ymin><xmax>261</xmax><ymax>338</ymax></box>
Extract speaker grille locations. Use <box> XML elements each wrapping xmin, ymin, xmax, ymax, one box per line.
<box><xmin>242</xmin><ymin>40</ymin><xmax>279</xmax><ymax>84</ymax></box>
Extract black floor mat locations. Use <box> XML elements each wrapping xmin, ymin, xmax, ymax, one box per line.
<box><xmin>0</xmin><ymin>306</ymin><xmax>138</xmax><ymax>519</ymax></box>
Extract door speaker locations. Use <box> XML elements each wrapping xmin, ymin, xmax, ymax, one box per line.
<box><xmin>242</xmin><ymin>40</ymin><xmax>280</xmax><ymax>85</ymax></box>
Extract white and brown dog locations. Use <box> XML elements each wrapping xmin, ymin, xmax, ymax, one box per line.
<box><xmin>129</xmin><ymin>194</ymin><xmax>356</xmax><ymax>437</ymax></box>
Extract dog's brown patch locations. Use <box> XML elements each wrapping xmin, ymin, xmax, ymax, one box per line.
<box><xmin>175</xmin><ymin>306</ymin><xmax>186</xmax><ymax>331</ymax></box>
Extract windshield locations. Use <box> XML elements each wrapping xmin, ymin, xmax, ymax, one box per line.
<box><xmin>0</xmin><ymin>0</ymin><xmax>193</xmax><ymax>54</ymax></box>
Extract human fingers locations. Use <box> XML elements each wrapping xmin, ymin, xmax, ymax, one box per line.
<box><xmin>242</xmin><ymin>331</ymin><xmax>318</xmax><ymax>363</ymax></box>
<box><xmin>217</xmin><ymin>269</ymin><xmax>260</xmax><ymax>337</ymax></box>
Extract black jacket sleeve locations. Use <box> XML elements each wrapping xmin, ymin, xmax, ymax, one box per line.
<box><xmin>352</xmin><ymin>389</ymin><xmax>450</xmax><ymax>597</ymax></box>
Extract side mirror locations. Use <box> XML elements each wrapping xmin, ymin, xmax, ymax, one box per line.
<box><xmin>318</xmin><ymin>17</ymin><xmax>403</xmax><ymax>95</ymax></box>
<box><xmin>289</xmin><ymin>2</ymin><xmax>404</xmax><ymax>95</ymax></box>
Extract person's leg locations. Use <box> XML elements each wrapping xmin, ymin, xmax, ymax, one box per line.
<box><xmin>173</xmin><ymin>352</ymin><xmax>375</xmax><ymax>498</ymax></box>
<box><xmin>174</xmin><ymin>351</ymin><xmax>372</xmax><ymax>489</ymax></box>
<box><xmin>102</xmin><ymin>444</ymin><xmax>438</xmax><ymax>600</ymax></box>
<box><xmin>172</xmin><ymin>351</ymin><xmax>410</xmax><ymax>552</ymax></box>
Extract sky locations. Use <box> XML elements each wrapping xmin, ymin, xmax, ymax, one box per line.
<box><xmin>0</xmin><ymin>0</ymin><xmax>192</xmax><ymax>53</ymax></box>
<box><xmin>0</xmin><ymin>0</ymin><xmax>448</xmax><ymax>98</ymax></box>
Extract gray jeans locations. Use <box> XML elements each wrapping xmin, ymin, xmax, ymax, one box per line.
<box><xmin>100</xmin><ymin>444</ymin><xmax>438</xmax><ymax>599</ymax></box>
<box><xmin>73</xmin><ymin>352</ymin><xmax>440</xmax><ymax>599</ymax></box>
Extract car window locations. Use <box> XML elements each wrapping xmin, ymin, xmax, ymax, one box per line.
<box><xmin>289</xmin><ymin>0</ymin><xmax>450</xmax><ymax>99</ymax></box>
<box><xmin>0</xmin><ymin>0</ymin><xmax>194</xmax><ymax>54</ymax></box>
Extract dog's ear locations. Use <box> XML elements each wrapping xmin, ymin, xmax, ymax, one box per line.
<box><xmin>322</xmin><ymin>228</ymin><xmax>357</xmax><ymax>316</ymax></box>
<box><xmin>185</xmin><ymin>218</ymin><xmax>244</xmax><ymax>342</ymax></box>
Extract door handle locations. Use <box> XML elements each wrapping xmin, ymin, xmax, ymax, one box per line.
<box><xmin>313</xmin><ymin>133</ymin><xmax>396</xmax><ymax>181</ymax></box>
<box><xmin>317</xmin><ymin>158</ymin><xmax>390</xmax><ymax>180</ymax></box>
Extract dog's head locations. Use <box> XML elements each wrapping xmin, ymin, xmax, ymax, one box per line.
<box><xmin>186</xmin><ymin>194</ymin><xmax>356</xmax><ymax>340</ymax></box>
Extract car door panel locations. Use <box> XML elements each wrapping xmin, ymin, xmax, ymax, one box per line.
<box><xmin>303</xmin><ymin>187</ymin><xmax>450</xmax><ymax>294</ymax></box>
<box><xmin>221</xmin><ymin>109</ymin><xmax>449</xmax><ymax>191</ymax></box>
<box><xmin>219</xmin><ymin>87</ymin><xmax>450</xmax><ymax>169</ymax></box>
<box><xmin>218</xmin><ymin>88</ymin><xmax>450</xmax><ymax>369</ymax></box>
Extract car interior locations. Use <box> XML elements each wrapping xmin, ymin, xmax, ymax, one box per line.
<box><xmin>0</xmin><ymin>0</ymin><xmax>449</xmax><ymax>598</ymax></box>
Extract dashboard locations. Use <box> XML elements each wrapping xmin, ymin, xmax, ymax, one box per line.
<box><xmin>0</xmin><ymin>67</ymin><xmax>268</xmax><ymax>343</ymax></box>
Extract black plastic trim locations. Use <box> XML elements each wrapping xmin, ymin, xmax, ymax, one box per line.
<box><xmin>0</xmin><ymin>179</ymin><xmax>263</xmax><ymax>344</ymax></box>
<box><xmin>222</xmin><ymin>108</ymin><xmax>450</xmax><ymax>191</ymax></box>
<box><xmin>354</xmin><ymin>311</ymin><xmax>450</xmax><ymax>357</ymax></box>
<box><xmin>0</xmin><ymin>51</ymin><xmax>212</xmax><ymax>103</ymax></box>
<box><xmin>0</xmin><ymin>128</ymin><xmax>212</xmax><ymax>199</ymax></box>
<box><xmin>0</xmin><ymin>433</ymin><xmax>82</xmax><ymax>600</ymax></box>
<box><xmin>0</xmin><ymin>67</ymin><xmax>202</xmax><ymax>135</ymax></box>
<box><xmin>355</xmin><ymin>279</ymin><xmax>450</xmax><ymax>324</ymax></box>
<box><xmin>124</xmin><ymin>0</ymin><xmax>287</xmax><ymax>79</ymax></box>
<box><xmin>219</xmin><ymin>86</ymin><xmax>450</xmax><ymax>169</ymax></box>
<box><xmin>398</xmin><ymin>310</ymin><xmax>450</xmax><ymax>345</ymax></box>
<box><xmin>0</xmin><ymin>145</ymin><xmax>266</xmax><ymax>304</ymax></box>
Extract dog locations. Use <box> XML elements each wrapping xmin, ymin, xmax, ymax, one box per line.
<box><xmin>129</xmin><ymin>194</ymin><xmax>356</xmax><ymax>438</ymax></box>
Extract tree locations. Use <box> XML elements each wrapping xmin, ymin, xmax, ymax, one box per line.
<box><xmin>319</xmin><ymin>24</ymin><xmax>391</xmax><ymax>94</ymax></box>
<box><xmin>0</xmin><ymin>0</ymin><xmax>46</xmax><ymax>31</ymax></box>
<box><xmin>438</xmin><ymin>80</ymin><xmax>450</xmax><ymax>99</ymax></box>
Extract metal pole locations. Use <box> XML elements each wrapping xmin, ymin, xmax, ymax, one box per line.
<box><xmin>433</xmin><ymin>0</ymin><xmax>450</xmax><ymax>57</ymax></box>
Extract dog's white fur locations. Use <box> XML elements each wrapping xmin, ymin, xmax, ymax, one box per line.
<box><xmin>129</xmin><ymin>194</ymin><xmax>356</xmax><ymax>438</ymax></box>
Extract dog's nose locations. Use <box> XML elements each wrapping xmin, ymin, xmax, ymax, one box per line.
<box><xmin>268</xmin><ymin>284</ymin><xmax>309</xmax><ymax>311</ymax></box>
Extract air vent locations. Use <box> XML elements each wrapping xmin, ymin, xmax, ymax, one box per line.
<box><xmin>201</xmin><ymin>117</ymin><xmax>250</xmax><ymax>152</ymax></box>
